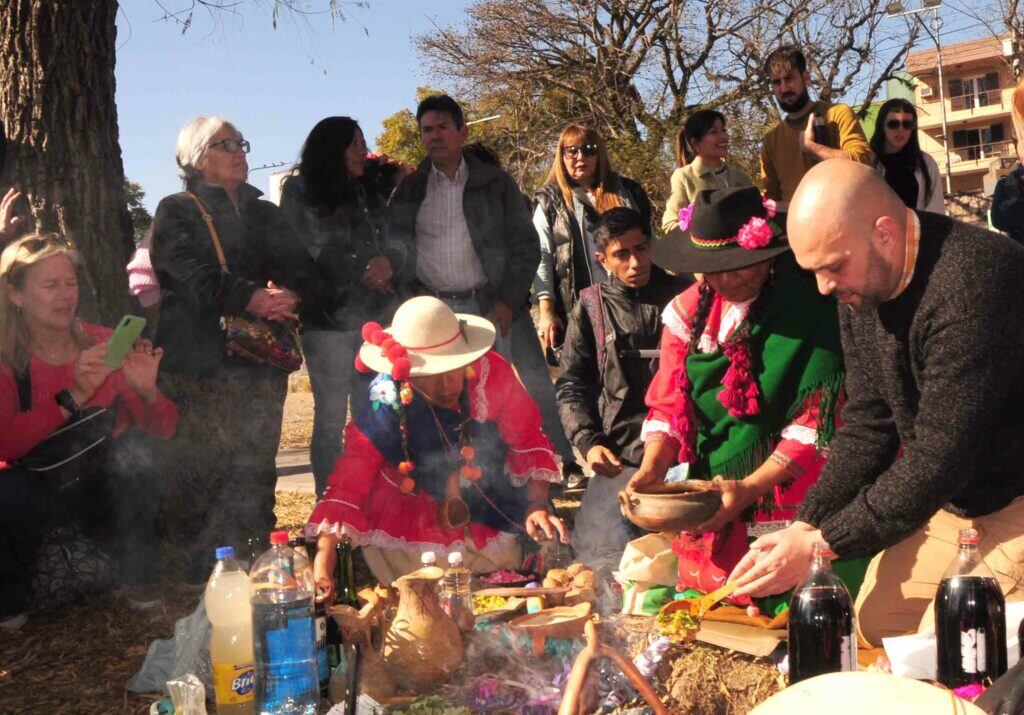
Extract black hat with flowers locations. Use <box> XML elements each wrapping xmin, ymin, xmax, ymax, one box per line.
<box><xmin>652</xmin><ymin>186</ymin><xmax>789</xmax><ymax>274</ymax></box>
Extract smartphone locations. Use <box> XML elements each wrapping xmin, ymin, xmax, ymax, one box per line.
<box><xmin>103</xmin><ymin>315</ymin><xmax>148</xmax><ymax>367</ymax></box>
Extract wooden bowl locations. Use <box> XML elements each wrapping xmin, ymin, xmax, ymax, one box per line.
<box><xmin>619</xmin><ymin>482</ymin><xmax>722</xmax><ymax>532</ymax></box>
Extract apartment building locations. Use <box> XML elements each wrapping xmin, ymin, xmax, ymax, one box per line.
<box><xmin>906</xmin><ymin>35</ymin><xmax>1018</xmax><ymax>193</ymax></box>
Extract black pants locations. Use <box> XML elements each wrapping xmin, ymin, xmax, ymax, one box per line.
<box><xmin>0</xmin><ymin>428</ymin><xmax>166</xmax><ymax>618</ymax></box>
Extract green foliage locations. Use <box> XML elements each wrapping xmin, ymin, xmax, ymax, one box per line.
<box><xmin>376</xmin><ymin>108</ymin><xmax>425</xmax><ymax>167</ymax></box>
<box><xmin>124</xmin><ymin>180</ymin><xmax>152</xmax><ymax>246</ymax></box>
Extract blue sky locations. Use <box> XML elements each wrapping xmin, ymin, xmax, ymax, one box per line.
<box><xmin>115</xmin><ymin>1</ymin><xmax>467</xmax><ymax>212</ymax></box>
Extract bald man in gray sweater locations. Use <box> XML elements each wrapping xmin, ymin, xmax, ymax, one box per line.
<box><xmin>730</xmin><ymin>159</ymin><xmax>1024</xmax><ymax>645</ymax></box>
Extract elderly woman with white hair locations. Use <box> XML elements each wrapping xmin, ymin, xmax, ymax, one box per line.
<box><xmin>151</xmin><ymin>116</ymin><xmax>318</xmax><ymax>585</ymax></box>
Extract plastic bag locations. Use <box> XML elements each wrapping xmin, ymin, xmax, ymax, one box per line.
<box><xmin>126</xmin><ymin>596</ymin><xmax>212</xmax><ymax>696</ymax></box>
<box><xmin>167</xmin><ymin>674</ymin><xmax>207</xmax><ymax>715</ymax></box>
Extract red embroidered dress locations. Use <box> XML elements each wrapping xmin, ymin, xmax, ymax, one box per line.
<box><xmin>307</xmin><ymin>351</ymin><xmax>561</xmax><ymax>559</ymax></box>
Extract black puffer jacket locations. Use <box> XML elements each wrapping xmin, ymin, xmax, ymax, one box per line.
<box><xmin>150</xmin><ymin>180</ymin><xmax>319</xmax><ymax>377</ymax></box>
<box><xmin>534</xmin><ymin>175</ymin><xmax>653</xmax><ymax>322</ymax></box>
<box><xmin>555</xmin><ymin>267</ymin><xmax>688</xmax><ymax>467</ymax></box>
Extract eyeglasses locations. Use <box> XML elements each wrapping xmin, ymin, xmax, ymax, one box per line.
<box><xmin>885</xmin><ymin>120</ymin><xmax>915</xmax><ymax>131</ymax></box>
<box><xmin>209</xmin><ymin>138</ymin><xmax>251</xmax><ymax>154</ymax></box>
<box><xmin>563</xmin><ymin>144</ymin><xmax>599</xmax><ymax>158</ymax></box>
<box><xmin>15</xmin><ymin>235</ymin><xmax>73</xmax><ymax>253</ymax></box>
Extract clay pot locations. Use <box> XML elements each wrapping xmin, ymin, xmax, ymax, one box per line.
<box><xmin>619</xmin><ymin>483</ymin><xmax>722</xmax><ymax>532</ymax></box>
<box><xmin>382</xmin><ymin>566</ymin><xmax>463</xmax><ymax>693</ymax></box>
<box><xmin>508</xmin><ymin>602</ymin><xmax>592</xmax><ymax>656</ymax></box>
<box><xmin>329</xmin><ymin>602</ymin><xmax>398</xmax><ymax>702</ymax></box>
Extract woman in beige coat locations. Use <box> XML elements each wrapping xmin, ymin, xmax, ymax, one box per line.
<box><xmin>661</xmin><ymin>110</ymin><xmax>753</xmax><ymax>232</ymax></box>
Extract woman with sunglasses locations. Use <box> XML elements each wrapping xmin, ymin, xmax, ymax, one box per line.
<box><xmin>0</xmin><ymin>234</ymin><xmax>178</xmax><ymax>628</ymax></box>
<box><xmin>150</xmin><ymin>116</ymin><xmax>319</xmax><ymax>586</ymax></box>
<box><xmin>533</xmin><ymin>125</ymin><xmax>652</xmax><ymax>351</ymax></box>
<box><xmin>870</xmin><ymin>99</ymin><xmax>945</xmax><ymax>214</ymax></box>
<box><xmin>662</xmin><ymin>109</ymin><xmax>753</xmax><ymax>233</ymax></box>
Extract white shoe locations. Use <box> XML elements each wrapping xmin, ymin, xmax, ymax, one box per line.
<box><xmin>0</xmin><ymin>612</ymin><xmax>28</xmax><ymax>632</ymax></box>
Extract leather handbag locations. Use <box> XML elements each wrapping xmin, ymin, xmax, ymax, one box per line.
<box><xmin>13</xmin><ymin>372</ymin><xmax>116</xmax><ymax>492</ymax></box>
<box><xmin>188</xmin><ymin>193</ymin><xmax>303</xmax><ymax>373</ymax></box>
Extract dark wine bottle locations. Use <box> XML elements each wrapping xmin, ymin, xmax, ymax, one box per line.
<box><xmin>787</xmin><ymin>543</ymin><xmax>857</xmax><ymax>685</ymax></box>
<box><xmin>935</xmin><ymin>528</ymin><xmax>1007</xmax><ymax>689</ymax></box>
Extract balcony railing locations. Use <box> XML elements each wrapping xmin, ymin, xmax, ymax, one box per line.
<box><xmin>946</xmin><ymin>139</ymin><xmax>1015</xmax><ymax>165</ymax></box>
<box><xmin>949</xmin><ymin>89</ymin><xmax>1004</xmax><ymax>112</ymax></box>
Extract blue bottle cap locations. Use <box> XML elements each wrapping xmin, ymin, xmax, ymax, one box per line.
<box><xmin>215</xmin><ymin>546</ymin><xmax>235</xmax><ymax>560</ymax></box>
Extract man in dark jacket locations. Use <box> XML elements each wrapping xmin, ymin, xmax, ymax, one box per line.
<box><xmin>556</xmin><ymin>207</ymin><xmax>686</xmax><ymax>473</ymax></box>
<box><xmin>556</xmin><ymin>208</ymin><xmax>688</xmax><ymax>564</ymax></box>
<box><xmin>730</xmin><ymin>159</ymin><xmax>1024</xmax><ymax>646</ymax></box>
<box><xmin>389</xmin><ymin>95</ymin><xmax>538</xmax><ymax>356</ymax></box>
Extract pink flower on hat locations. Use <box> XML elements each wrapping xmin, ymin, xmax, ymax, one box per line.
<box><xmin>737</xmin><ymin>217</ymin><xmax>773</xmax><ymax>250</ymax></box>
<box><xmin>678</xmin><ymin>204</ymin><xmax>695</xmax><ymax>232</ymax></box>
<box><xmin>763</xmin><ymin>198</ymin><xmax>778</xmax><ymax>218</ymax></box>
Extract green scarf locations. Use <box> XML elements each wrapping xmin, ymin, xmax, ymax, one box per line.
<box><xmin>685</xmin><ymin>260</ymin><xmax>844</xmax><ymax>484</ymax></box>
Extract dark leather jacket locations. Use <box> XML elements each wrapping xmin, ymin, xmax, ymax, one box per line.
<box><xmin>555</xmin><ymin>267</ymin><xmax>688</xmax><ymax>467</ymax></box>
<box><xmin>150</xmin><ymin>181</ymin><xmax>318</xmax><ymax>377</ymax></box>
<box><xmin>992</xmin><ymin>163</ymin><xmax>1024</xmax><ymax>245</ymax></box>
<box><xmin>533</xmin><ymin>174</ymin><xmax>653</xmax><ymax>323</ymax></box>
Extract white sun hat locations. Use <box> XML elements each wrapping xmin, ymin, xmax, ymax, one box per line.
<box><xmin>357</xmin><ymin>296</ymin><xmax>496</xmax><ymax>379</ymax></box>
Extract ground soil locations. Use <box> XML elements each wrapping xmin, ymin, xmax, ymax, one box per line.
<box><xmin>0</xmin><ymin>394</ymin><xmax>781</xmax><ymax>714</ymax></box>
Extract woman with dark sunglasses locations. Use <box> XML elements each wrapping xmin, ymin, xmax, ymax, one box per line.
<box><xmin>532</xmin><ymin>124</ymin><xmax>652</xmax><ymax>350</ymax></box>
<box><xmin>870</xmin><ymin>98</ymin><xmax>945</xmax><ymax>214</ymax></box>
<box><xmin>662</xmin><ymin>109</ymin><xmax>753</xmax><ymax>233</ymax></box>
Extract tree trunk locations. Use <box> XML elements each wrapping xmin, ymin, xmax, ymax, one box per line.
<box><xmin>0</xmin><ymin>0</ymin><xmax>132</xmax><ymax>323</ymax></box>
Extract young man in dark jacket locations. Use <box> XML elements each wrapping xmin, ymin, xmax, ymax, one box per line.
<box><xmin>556</xmin><ymin>208</ymin><xmax>688</xmax><ymax>562</ymax></box>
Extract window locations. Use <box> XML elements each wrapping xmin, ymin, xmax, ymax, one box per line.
<box><xmin>949</xmin><ymin>72</ymin><xmax>1001</xmax><ymax>110</ymax></box>
<box><xmin>951</xmin><ymin>123</ymin><xmax>1008</xmax><ymax>161</ymax></box>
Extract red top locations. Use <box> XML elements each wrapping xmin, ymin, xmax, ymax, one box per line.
<box><xmin>0</xmin><ymin>322</ymin><xmax>179</xmax><ymax>464</ymax></box>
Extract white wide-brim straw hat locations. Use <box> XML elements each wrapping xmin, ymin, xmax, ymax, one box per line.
<box><xmin>359</xmin><ymin>296</ymin><xmax>496</xmax><ymax>378</ymax></box>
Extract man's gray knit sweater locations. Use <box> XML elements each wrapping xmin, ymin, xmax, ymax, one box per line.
<box><xmin>798</xmin><ymin>211</ymin><xmax>1024</xmax><ymax>557</ymax></box>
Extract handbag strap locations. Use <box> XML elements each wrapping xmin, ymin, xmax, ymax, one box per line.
<box><xmin>187</xmin><ymin>193</ymin><xmax>228</xmax><ymax>273</ymax></box>
<box><xmin>15</xmin><ymin>369</ymin><xmax>31</xmax><ymax>412</ymax></box>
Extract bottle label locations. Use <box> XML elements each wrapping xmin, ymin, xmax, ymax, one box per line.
<box><xmin>961</xmin><ymin>628</ymin><xmax>987</xmax><ymax>673</ymax></box>
<box><xmin>213</xmin><ymin>662</ymin><xmax>255</xmax><ymax>704</ymax></box>
<box><xmin>840</xmin><ymin>632</ymin><xmax>857</xmax><ymax>672</ymax></box>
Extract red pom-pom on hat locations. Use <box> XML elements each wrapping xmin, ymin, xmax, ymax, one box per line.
<box><xmin>391</xmin><ymin>357</ymin><xmax>411</xmax><ymax>381</ymax></box>
<box><xmin>354</xmin><ymin>354</ymin><xmax>372</xmax><ymax>373</ymax></box>
<box><xmin>380</xmin><ymin>337</ymin><xmax>397</xmax><ymax>352</ymax></box>
<box><xmin>384</xmin><ymin>344</ymin><xmax>406</xmax><ymax>362</ymax></box>
<box><xmin>361</xmin><ymin>322</ymin><xmax>383</xmax><ymax>342</ymax></box>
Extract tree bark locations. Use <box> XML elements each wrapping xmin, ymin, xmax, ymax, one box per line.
<box><xmin>0</xmin><ymin>0</ymin><xmax>132</xmax><ymax>323</ymax></box>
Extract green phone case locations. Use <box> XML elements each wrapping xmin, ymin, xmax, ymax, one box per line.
<box><xmin>104</xmin><ymin>315</ymin><xmax>147</xmax><ymax>367</ymax></box>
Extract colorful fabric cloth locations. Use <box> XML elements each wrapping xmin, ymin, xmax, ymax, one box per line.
<box><xmin>307</xmin><ymin>351</ymin><xmax>561</xmax><ymax>559</ymax></box>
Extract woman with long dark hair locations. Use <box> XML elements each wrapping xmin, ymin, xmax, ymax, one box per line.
<box><xmin>661</xmin><ymin>109</ymin><xmax>752</xmax><ymax>233</ymax></box>
<box><xmin>870</xmin><ymin>98</ymin><xmax>945</xmax><ymax>213</ymax></box>
<box><xmin>532</xmin><ymin>124</ymin><xmax>652</xmax><ymax>349</ymax></box>
<box><xmin>280</xmin><ymin>116</ymin><xmax>407</xmax><ymax>497</ymax></box>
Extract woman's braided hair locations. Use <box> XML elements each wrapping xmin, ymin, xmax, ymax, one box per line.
<box><xmin>688</xmin><ymin>262</ymin><xmax>775</xmax><ymax>355</ymax></box>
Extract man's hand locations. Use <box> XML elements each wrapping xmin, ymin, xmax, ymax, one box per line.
<box><xmin>537</xmin><ymin>299</ymin><xmax>563</xmax><ymax>347</ymax></box>
<box><xmin>585</xmin><ymin>444</ymin><xmax>622</xmax><ymax>478</ymax></box>
<box><xmin>361</xmin><ymin>256</ymin><xmax>394</xmax><ymax>294</ymax></box>
<box><xmin>491</xmin><ymin>301</ymin><xmax>514</xmax><ymax>337</ymax></box>
<box><xmin>0</xmin><ymin>188</ymin><xmax>25</xmax><ymax>242</ymax></box>
<box><xmin>693</xmin><ymin>476</ymin><xmax>757</xmax><ymax>534</ymax></box>
<box><xmin>799</xmin><ymin>114</ymin><xmax>824</xmax><ymax>159</ymax></box>
<box><xmin>729</xmin><ymin>521</ymin><xmax>823</xmax><ymax>598</ymax></box>
<box><xmin>525</xmin><ymin>507</ymin><xmax>569</xmax><ymax>544</ymax></box>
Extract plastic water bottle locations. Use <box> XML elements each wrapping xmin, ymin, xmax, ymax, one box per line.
<box><xmin>441</xmin><ymin>551</ymin><xmax>474</xmax><ymax>633</ymax></box>
<box><xmin>205</xmin><ymin>546</ymin><xmax>255</xmax><ymax>714</ymax></box>
<box><xmin>250</xmin><ymin>530</ymin><xmax>319</xmax><ymax>715</ymax></box>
